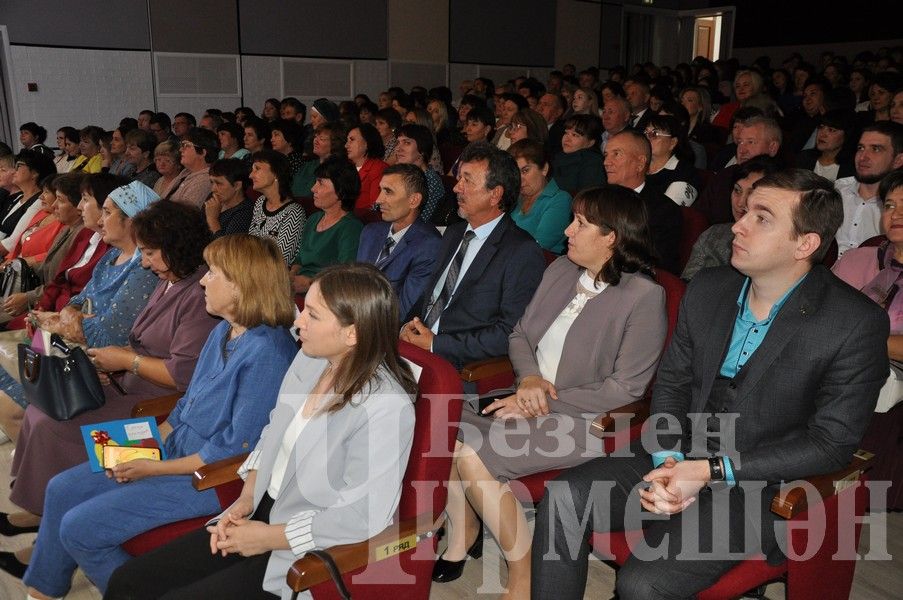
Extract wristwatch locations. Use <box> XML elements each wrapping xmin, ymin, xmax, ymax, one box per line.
<box><xmin>708</xmin><ymin>456</ymin><xmax>725</xmax><ymax>481</ymax></box>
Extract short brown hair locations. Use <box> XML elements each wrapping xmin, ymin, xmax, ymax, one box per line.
<box><xmin>203</xmin><ymin>234</ymin><xmax>295</xmax><ymax>329</ymax></box>
<box><xmin>508</xmin><ymin>138</ymin><xmax>548</xmax><ymax>169</ymax></box>
<box><xmin>753</xmin><ymin>168</ymin><xmax>842</xmax><ymax>264</ymax></box>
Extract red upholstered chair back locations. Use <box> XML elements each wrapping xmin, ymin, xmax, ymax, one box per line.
<box><xmin>653</xmin><ymin>270</ymin><xmax>686</xmax><ymax>348</ymax></box>
<box><xmin>302</xmin><ymin>342</ymin><xmax>463</xmax><ymax>600</ymax></box>
<box><xmin>678</xmin><ymin>206</ymin><xmax>709</xmax><ymax>271</ymax></box>
<box><xmin>397</xmin><ymin>340</ymin><xmax>464</xmax><ymax>521</ymax></box>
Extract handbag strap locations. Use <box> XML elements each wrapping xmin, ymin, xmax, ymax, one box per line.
<box><xmin>299</xmin><ymin>550</ymin><xmax>351</xmax><ymax>600</ymax></box>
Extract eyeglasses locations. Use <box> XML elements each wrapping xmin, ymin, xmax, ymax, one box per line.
<box><xmin>180</xmin><ymin>141</ymin><xmax>202</xmax><ymax>152</ymax></box>
<box><xmin>644</xmin><ymin>129</ymin><xmax>673</xmax><ymax>139</ymax></box>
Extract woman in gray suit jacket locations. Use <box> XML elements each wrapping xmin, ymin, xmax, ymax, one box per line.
<box><xmin>433</xmin><ymin>185</ymin><xmax>668</xmax><ymax>597</ymax></box>
<box><xmin>106</xmin><ymin>264</ymin><xmax>418</xmax><ymax>600</ymax></box>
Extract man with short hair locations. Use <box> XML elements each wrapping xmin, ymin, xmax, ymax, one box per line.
<box><xmin>137</xmin><ymin>110</ymin><xmax>155</xmax><ymax>131</ymax></box>
<box><xmin>695</xmin><ymin>116</ymin><xmax>783</xmax><ymax>224</ymax></box>
<box><xmin>604</xmin><ymin>130</ymin><xmax>683</xmax><ymax>274</ymax></box>
<box><xmin>835</xmin><ymin>121</ymin><xmax>903</xmax><ymax>255</ymax></box>
<box><xmin>280</xmin><ymin>97</ymin><xmax>307</xmax><ymax>125</ymax></box>
<box><xmin>401</xmin><ymin>142</ymin><xmax>544</xmax><ymax>370</ymax></box>
<box><xmin>171</xmin><ymin>112</ymin><xmax>196</xmax><ymax>141</ymax></box>
<box><xmin>357</xmin><ymin>163</ymin><xmax>442</xmax><ymax>320</ymax></box>
<box><xmin>786</xmin><ymin>77</ymin><xmax>831</xmax><ymax>152</ymax></box>
<box><xmin>600</xmin><ymin>96</ymin><xmax>632</xmax><ymax>153</ymax></box>
<box><xmin>148</xmin><ymin>113</ymin><xmax>172</xmax><ymax>144</ymax></box>
<box><xmin>532</xmin><ymin>169</ymin><xmax>889</xmax><ymax>600</ymax></box>
<box><xmin>168</xmin><ymin>127</ymin><xmax>219</xmax><ymax>208</ymax></box>
<box><xmin>625</xmin><ymin>77</ymin><xmax>654</xmax><ymax>131</ymax></box>
<box><xmin>537</xmin><ymin>93</ymin><xmax>567</xmax><ymax>156</ymax></box>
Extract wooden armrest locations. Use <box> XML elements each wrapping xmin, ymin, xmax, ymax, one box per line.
<box><xmin>770</xmin><ymin>449</ymin><xmax>875</xmax><ymax>519</ymax></box>
<box><xmin>192</xmin><ymin>453</ymin><xmax>249</xmax><ymax>491</ymax></box>
<box><xmin>286</xmin><ymin>512</ymin><xmax>434</xmax><ymax>593</ymax></box>
<box><xmin>459</xmin><ymin>356</ymin><xmax>513</xmax><ymax>382</ymax></box>
<box><xmin>130</xmin><ymin>393</ymin><xmax>182</xmax><ymax>419</ymax></box>
<box><xmin>589</xmin><ymin>399</ymin><xmax>651</xmax><ymax>439</ymax></box>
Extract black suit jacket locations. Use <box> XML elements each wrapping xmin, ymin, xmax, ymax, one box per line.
<box><xmin>408</xmin><ymin>214</ymin><xmax>545</xmax><ymax>369</ymax></box>
<box><xmin>651</xmin><ymin>265</ymin><xmax>889</xmax><ymax>483</ymax></box>
<box><xmin>546</xmin><ymin>119</ymin><xmax>566</xmax><ymax>158</ymax></box>
<box><xmin>638</xmin><ymin>184</ymin><xmax>682</xmax><ymax>275</ymax></box>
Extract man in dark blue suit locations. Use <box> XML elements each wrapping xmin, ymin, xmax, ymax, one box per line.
<box><xmin>356</xmin><ymin>164</ymin><xmax>441</xmax><ymax>320</ymax></box>
<box><xmin>401</xmin><ymin>142</ymin><xmax>545</xmax><ymax>370</ymax></box>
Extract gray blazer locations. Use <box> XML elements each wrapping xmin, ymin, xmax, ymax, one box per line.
<box><xmin>457</xmin><ymin>257</ymin><xmax>667</xmax><ymax>481</ymax></box>
<box><xmin>509</xmin><ymin>256</ymin><xmax>667</xmax><ymax>420</ymax></box>
<box><xmin>227</xmin><ymin>352</ymin><xmax>415</xmax><ymax>599</ymax></box>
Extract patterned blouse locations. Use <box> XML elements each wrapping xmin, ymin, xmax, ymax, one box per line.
<box><xmin>68</xmin><ymin>247</ymin><xmax>159</xmax><ymax>347</ymax></box>
<box><xmin>248</xmin><ymin>196</ymin><xmax>307</xmax><ymax>265</ymax></box>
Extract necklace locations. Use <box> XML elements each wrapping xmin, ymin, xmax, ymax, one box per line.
<box><xmin>221</xmin><ymin>325</ymin><xmax>246</xmax><ymax>360</ymax></box>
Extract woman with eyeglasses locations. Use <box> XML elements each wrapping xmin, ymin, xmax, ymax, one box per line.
<box><xmin>644</xmin><ymin>114</ymin><xmax>700</xmax><ymax>206</ymax></box>
<box><xmin>151</xmin><ymin>141</ymin><xmax>183</xmax><ymax>199</ymax></box>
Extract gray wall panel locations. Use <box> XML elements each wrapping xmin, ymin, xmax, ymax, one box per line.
<box><xmin>238</xmin><ymin>0</ymin><xmax>387</xmax><ymax>59</ymax></box>
<box><xmin>149</xmin><ymin>0</ymin><xmax>239</xmax><ymax>54</ymax></box>
<box><xmin>0</xmin><ymin>0</ymin><xmax>150</xmax><ymax>49</ymax></box>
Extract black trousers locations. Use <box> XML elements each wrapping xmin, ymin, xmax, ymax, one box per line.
<box><xmin>530</xmin><ymin>444</ymin><xmax>778</xmax><ymax>600</ymax></box>
<box><xmin>104</xmin><ymin>493</ymin><xmax>280</xmax><ymax>600</ymax></box>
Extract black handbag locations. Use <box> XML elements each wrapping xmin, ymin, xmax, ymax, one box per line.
<box><xmin>1</xmin><ymin>258</ymin><xmax>41</xmax><ymax>298</ymax></box>
<box><xmin>17</xmin><ymin>338</ymin><xmax>106</xmax><ymax>421</ymax></box>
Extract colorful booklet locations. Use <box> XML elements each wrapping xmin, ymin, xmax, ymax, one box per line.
<box><xmin>79</xmin><ymin>417</ymin><xmax>167</xmax><ymax>473</ymax></box>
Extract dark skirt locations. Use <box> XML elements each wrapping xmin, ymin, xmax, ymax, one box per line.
<box><xmin>859</xmin><ymin>403</ymin><xmax>903</xmax><ymax>511</ymax></box>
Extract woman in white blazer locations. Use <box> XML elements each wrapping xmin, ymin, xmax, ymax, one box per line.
<box><xmin>105</xmin><ymin>264</ymin><xmax>418</xmax><ymax>600</ymax></box>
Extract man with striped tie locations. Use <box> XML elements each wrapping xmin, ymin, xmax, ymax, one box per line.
<box><xmin>356</xmin><ymin>163</ymin><xmax>441</xmax><ymax>320</ymax></box>
<box><xmin>401</xmin><ymin>142</ymin><xmax>545</xmax><ymax>371</ymax></box>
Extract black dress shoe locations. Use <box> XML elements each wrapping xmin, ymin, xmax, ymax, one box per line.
<box><xmin>0</xmin><ymin>512</ymin><xmax>39</xmax><ymax>536</ymax></box>
<box><xmin>0</xmin><ymin>550</ymin><xmax>28</xmax><ymax>578</ymax></box>
<box><xmin>432</xmin><ymin>527</ymin><xmax>483</xmax><ymax>583</ymax></box>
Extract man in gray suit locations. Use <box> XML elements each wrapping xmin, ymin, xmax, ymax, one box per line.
<box><xmin>531</xmin><ymin>169</ymin><xmax>889</xmax><ymax>599</ymax></box>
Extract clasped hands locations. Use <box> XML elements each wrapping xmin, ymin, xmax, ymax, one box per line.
<box><xmin>639</xmin><ymin>456</ymin><xmax>711</xmax><ymax>516</ymax></box>
<box><xmin>207</xmin><ymin>496</ymin><xmax>274</xmax><ymax>557</ymax></box>
<box><xmin>481</xmin><ymin>375</ymin><xmax>557</xmax><ymax>419</ymax></box>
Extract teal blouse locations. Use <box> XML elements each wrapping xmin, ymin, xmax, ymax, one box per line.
<box><xmin>510</xmin><ymin>178</ymin><xmax>572</xmax><ymax>254</ymax></box>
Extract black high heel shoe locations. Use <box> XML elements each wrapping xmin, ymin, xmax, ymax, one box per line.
<box><xmin>0</xmin><ymin>550</ymin><xmax>28</xmax><ymax>578</ymax></box>
<box><xmin>0</xmin><ymin>512</ymin><xmax>39</xmax><ymax>536</ymax></box>
<box><xmin>431</xmin><ymin>526</ymin><xmax>483</xmax><ymax>583</ymax></box>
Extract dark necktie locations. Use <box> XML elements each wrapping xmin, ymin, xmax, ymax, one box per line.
<box><xmin>423</xmin><ymin>230</ymin><xmax>476</xmax><ymax>329</ymax></box>
<box><xmin>375</xmin><ymin>236</ymin><xmax>395</xmax><ymax>268</ymax></box>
